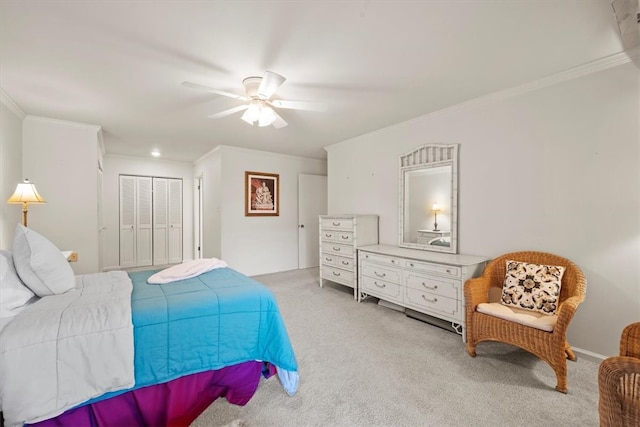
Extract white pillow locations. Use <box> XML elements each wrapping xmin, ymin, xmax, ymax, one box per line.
<box><xmin>0</xmin><ymin>250</ymin><xmax>36</xmax><ymax>317</ymax></box>
<box><xmin>12</xmin><ymin>224</ymin><xmax>76</xmax><ymax>296</ymax></box>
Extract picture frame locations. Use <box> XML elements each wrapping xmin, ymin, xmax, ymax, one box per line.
<box><xmin>245</xmin><ymin>171</ymin><xmax>279</xmax><ymax>216</ymax></box>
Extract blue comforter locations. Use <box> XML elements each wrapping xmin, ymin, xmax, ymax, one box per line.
<box><xmin>90</xmin><ymin>267</ymin><xmax>298</xmax><ymax>404</ymax></box>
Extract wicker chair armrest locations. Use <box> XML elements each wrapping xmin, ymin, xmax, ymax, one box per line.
<box><xmin>554</xmin><ymin>295</ymin><xmax>583</xmax><ymax>333</ymax></box>
<box><xmin>464</xmin><ymin>276</ymin><xmax>492</xmax><ymax>309</ymax></box>
<box><xmin>621</xmin><ymin>322</ymin><xmax>640</xmax><ymax>358</ymax></box>
<box><xmin>598</xmin><ymin>356</ymin><xmax>640</xmax><ymax>427</ymax></box>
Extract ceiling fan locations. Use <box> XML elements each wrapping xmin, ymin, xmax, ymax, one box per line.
<box><xmin>182</xmin><ymin>71</ymin><xmax>326</xmax><ymax>129</ymax></box>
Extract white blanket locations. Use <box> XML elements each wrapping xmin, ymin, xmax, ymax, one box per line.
<box><xmin>147</xmin><ymin>258</ymin><xmax>228</xmax><ymax>284</ymax></box>
<box><xmin>0</xmin><ymin>271</ymin><xmax>134</xmax><ymax>427</ymax></box>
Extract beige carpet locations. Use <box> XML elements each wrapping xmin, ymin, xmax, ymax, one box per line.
<box><xmin>192</xmin><ymin>267</ymin><xmax>600</xmax><ymax>427</ymax></box>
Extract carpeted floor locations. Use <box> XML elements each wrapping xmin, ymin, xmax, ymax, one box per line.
<box><xmin>192</xmin><ymin>267</ymin><xmax>600</xmax><ymax>427</ymax></box>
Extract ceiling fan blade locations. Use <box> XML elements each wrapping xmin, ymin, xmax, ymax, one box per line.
<box><xmin>207</xmin><ymin>105</ymin><xmax>248</xmax><ymax>119</ymax></box>
<box><xmin>257</xmin><ymin>71</ymin><xmax>286</xmax><ymax>99</ymax></box>
<box><xmin>271</xmin><ymin>109</ymin><xmax>288</xmax><ymax>129</ymax></box>
<box><xmin>181</xmin><ymin>81</ymin><xmax>248</xmax><ymax>101</ymax></box>
<box><xmin>270</xmin><ymin>99</ymin><xmax>328</xmax><ymax>112</ymax></box>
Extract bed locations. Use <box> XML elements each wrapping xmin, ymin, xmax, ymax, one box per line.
<box><xmin>0</xmin><ymin>226</ymin><xmax>299</xmax><ymax>427</ymax></box>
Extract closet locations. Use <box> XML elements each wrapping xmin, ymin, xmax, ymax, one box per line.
<box><xmin>119</xmin><ymin>175</ymin><xmax>182</xmax><ymax>268</ymax></box>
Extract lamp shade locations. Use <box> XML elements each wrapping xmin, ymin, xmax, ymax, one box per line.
<box><xmin>7</xmin><ymin>179</ymin><xmax>46</xmax><ymax>204</ymax></box>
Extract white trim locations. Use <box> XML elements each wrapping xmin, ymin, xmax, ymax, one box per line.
<box><xmin>24</xmin><ymin>114</ymin><xmax>102</xmax><ymax>131</ymax></box>
<box><xmin>0</xmin><ymin>88</ymin><xmax>26</xmax><ymax>119</ymax></box>
<box><xmin>325</xmin><ymin>48</ymin><xmax>640</xmax><ymax>152</ymax></box>
<box><xmin>573</xmin><ymin>346</ymin><xmax>607</xmax><ymax>364</ymax></box>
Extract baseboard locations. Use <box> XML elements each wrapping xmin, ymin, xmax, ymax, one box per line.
<box><xmin>572</xmin><ymin>347</ymin><xmax>606</xmax><ymax>363</ymax></box>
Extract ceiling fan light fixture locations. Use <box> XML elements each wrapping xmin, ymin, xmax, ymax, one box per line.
<box><xmin>241</xmin><ymin>100</ymin><xmax>261</xmax><ymax>125</ymax></box>
<box><xmin>258</xmin><ymin>106</ymin><xmax>277</xmax><ymax>127</ymax></box>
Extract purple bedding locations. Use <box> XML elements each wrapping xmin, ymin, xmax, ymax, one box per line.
<box><xmin>27</xmin><ymin>361</ymin><xmax>276</xmax><ymax>427</ymax></box>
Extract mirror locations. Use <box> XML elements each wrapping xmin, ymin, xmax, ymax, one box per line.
<box><xmin>399</xmin><ymin>144</ymin><xmax>458</xmax><ymax>254</ymax></box>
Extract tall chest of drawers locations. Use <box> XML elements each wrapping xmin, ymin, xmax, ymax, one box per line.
<box><xmin>319</xmin><ymin>215</ymin><xmax>379</xmax><ymax>299</ymax></box>
<box><xmin>358</xmin><ymin>244</ymin><xmax>488</xmax><ymax>340</ymax></box>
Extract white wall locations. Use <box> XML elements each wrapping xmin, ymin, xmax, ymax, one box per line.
<box><xmin>102</xmin><ymin>155</ymin><xmax>194</xmax><ymax>271</ymax></box>
<box><xmin>0</xmin><ymin>94</ymin><xmax>24</xmax><ymax>249</ymax></box>
<box><xmin>326</xmin><ymin>61</ymin><xmax>639</xmax><ymax>357</ymax></box>
<box><xmin>22</xmin><ymin>116</ymin><xmax>102</xmax><ymax>274</ymax></box>
<box><xmin>195</xmin><ymin>145</ymin><xmax>326</xmax><ymax>276</ymax></box>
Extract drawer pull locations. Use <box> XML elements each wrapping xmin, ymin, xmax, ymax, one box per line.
<box><xmin>333</xmin><ymin>247</ymin><xmax>341</xmax><ymax>251</ymax></box>
<box><xmin>446</xmin><ymin>269</ymin><xmax>452</xmax><ymax>274</ymax></box>
<box><xmin>341</xmin><ymin>260</ymin><xmax>350</xmax><ymax>266</ymax></box>
<box><xmin>340</xmin><ymin>235</ymin><xmax>349</xmax><ymax>239</ymax></box>
<box><xmin>422</xmin><ymin>295</ymin><xmax>437</xmax><ymax>303</ymax></box>
<box><xmin>325</xmin><ymin>233</ymin><xmax>332</xmax><ymax>238</ymax></box>
<box><xmin>410</xmin><ymin>262</ymin><xmax>414</xmax><ymax>267</ymax></box>
<box><xmin>374</xmin><ymin>271</ymin><xmax>386</xmax><ymax>278</ymax></box>
<box><xmin>374</xmin><ymin>281</ymin><xmax>386</xmax><ymax>288</ymax></box>
<box><xmin>332</xmin><ymin>222</ymin><xmax>341</xmax><ymax>226</ymax></box>
<box><xmin>325</xmin><ymin>257</ymin><xmax>333</xmax><ymax>262</ymax></box>
<box><xmin>421</xmin><ymin>283</ymin><xmax>438</xmax><ymax>291</ymax></box>
<box><xmin>332</xmin><ymin>271</ymin><xmax>341</xmax><ymax>277</ymax></box>
<box><xmin>391</xmin><ymin>259</ymin><xmax>396</xmax><ymax>264</ymax></box>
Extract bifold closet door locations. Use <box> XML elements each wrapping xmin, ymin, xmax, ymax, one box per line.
<box><xmin>168</xmin><ymin>179</ymin><xmax>183</xmax><ymax>264</ymax></box>
<box><xmin>119</xmin><ymin>175</ymin><xmax>152</xmax><ymax>268</ymax></box>
<box><xmin>153</xmin><ymin>178</ymin><xmax>169</xmax><ymax>266</ymax></box>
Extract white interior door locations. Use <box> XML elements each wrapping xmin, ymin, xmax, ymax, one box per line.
<box><xmin>194</xmin><ymin>177</ymin><xmax>203</xmax><ymax>259</ymax></box>
<box><xmin>298</xmin><ymin>174</ymin><xmax>327</xmax><ymax>269</ymax></box>
<box><xmin>119</xmin><ymin>175</ymin><xmax>136</xmax><ymax>268</ymax></box>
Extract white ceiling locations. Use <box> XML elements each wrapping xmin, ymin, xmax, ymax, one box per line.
<box><xmin>0</xmin><ymin>1</ymin><xmax>627</xmax><ymax>162</ymax></box>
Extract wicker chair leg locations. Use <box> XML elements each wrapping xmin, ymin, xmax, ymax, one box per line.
<box><xmin>554</xmin><ymin>361</ymin><xmax>568</xmax><ymax>393</ymax></box>
<box><xmin>466</xmin><ymin>342</ymin><xmax>477</xmax><ymax>357</ymax></box>
<box><xmin>565</xmin><ymin>343</ymin><xmax>577</xmax><ymax>362</ymax></box>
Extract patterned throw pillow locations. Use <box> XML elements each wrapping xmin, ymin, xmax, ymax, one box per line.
<box><xmin>501</xmin><ymin>260</ymin><xmax>565</xmax><ymax>315</ymax></box>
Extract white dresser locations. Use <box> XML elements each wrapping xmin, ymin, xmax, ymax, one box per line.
<box><xmin>319</xmin><ymin>215</ymin><xmax>379</xmax><ymax>299</ymax></box>
<box><xmin>358</xmin><ymin>244</ymin><xmax>488</xmax><ymax>340</ymax></box>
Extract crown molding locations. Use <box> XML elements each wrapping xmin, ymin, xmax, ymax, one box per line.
<box><xmin>24</xmin><ymin>114</ymin><xmax>102</xmax><ymax>132</ymax></box>
<box><xmin>423</xmin><ymin>48</ymin><xmax>640</xmax><ymax>122</ymax></box>
<box><xmin>0</xmin><ymin>88</ymin><xmax>26</xmax><ymax>119</ymax></box>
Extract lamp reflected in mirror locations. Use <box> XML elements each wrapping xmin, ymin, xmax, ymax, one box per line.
<box><xmin>432</xmin><ymin>202</ymin><xmax>441</xmax><ymax>231</ymax></box>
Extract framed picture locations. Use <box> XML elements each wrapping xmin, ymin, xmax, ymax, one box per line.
<box><xmin>245</xmin><ymin>171</ymin><xmax>279</xmax><ymax>216</ymax></box>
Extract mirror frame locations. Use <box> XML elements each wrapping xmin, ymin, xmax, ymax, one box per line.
<box><xmin>399</xmin><ymin>144</ymin><xmax>458</xmax><ymax>254</ymax></box>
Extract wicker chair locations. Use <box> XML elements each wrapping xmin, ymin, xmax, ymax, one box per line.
<box><xmin>464</xmin><ymin>251</ymin><xmax>586</xmax><ymax>393</ymax></box>
<box><xmin>598</xmin><ymin>322</ymin><xmax>640</xmax><ymax>426</ymax></box>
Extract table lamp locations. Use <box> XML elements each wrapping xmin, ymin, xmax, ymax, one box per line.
<box><xmin>7</xmin><ymin>179</ymin><xmax>46</xmax><ymax>227</ymax></box>
<box><xmin>432</xmin><ymin>202</ymin><xmax>440</xmax><ymax>231</ymax></box>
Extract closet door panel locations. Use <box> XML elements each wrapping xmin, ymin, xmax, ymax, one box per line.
<box><xmin>168</xmin><ymin>179</ymin><xmax>183</xmax><ymax>264</ymax></box>
<box><xmin>136</xmin><ymin>177</ymin><xmax>153</xmax><ymax>267</ymax></box>
<box><xmin>153</xmin><ymin>178</ymin><xmax>168</xmax><ymax>266</ymax></box>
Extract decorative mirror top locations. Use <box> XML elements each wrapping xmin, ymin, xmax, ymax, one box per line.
<box><xmin>399</xmin><ymin>144</ymin><xmax>458</xmax><ymax>254</ymax></box>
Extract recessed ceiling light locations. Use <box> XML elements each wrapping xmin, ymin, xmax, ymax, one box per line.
<box><xmin>151</xmin><ymin>150</ymin><xmax>161</xmax><ymax>157</ymax></box>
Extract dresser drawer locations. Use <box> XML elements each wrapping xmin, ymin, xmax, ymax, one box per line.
<box><xmin>404</xmin><ymin>273</ymin><xmax>460</xmax><ymax>300</ymax></box>
<box><xmin>360</xmin><ymin>276</ymin><xmax>402</xmax><ymax>302</ymax></box>
<box><xmin>321</xmin><ymin>265</ymin><xmax>354</xmax><ymax>287</ymax></box>
<box><xmin>361</xmin><ymin>264</ymin><xmax>401</xmax><ymax>285</ymax></box>
<box><xmin>322</xmin><ymin>242</ymin><xmax>354</xmax><ymax>257</ymax></box>
<box><xmin>321</xmin><ymin>218</ymin><xmax>353</xmax><ymax>231</ymax></box>
<box><xmin>360</xmin><ymin>252</ymin><xmax>401</xmax><ymax>268</ymax></box>
<box><xmin>322</xmin><ymin>253</ymin><xmax>355</xmax><ymax>270</ymax></box>
<box><xmin>403</xmin><ymin>259</ymin><xmax>461</xmax><ymax>279</ymax></box>
<box><xmin>321</xmin><ymin>230</ymin><xmax>338</xmax><ymax>242</ymax></box>
<box><xmin>405</xmin><ymin>288</ymin><xmax>461</xmax><ymax>321</ymax></box>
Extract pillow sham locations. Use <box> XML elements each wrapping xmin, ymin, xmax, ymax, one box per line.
<box><xmin>0</xmin><ymin>250</ymin><xmax>36</xmax><ymax>317</ymax></box>
<box><xmin>12</xmin><ymin>224</ymin><xmax>76</xmax><ymax>296</ymax></box>
<box><xmin>501</xmin><ymin>259</ymin><xmax>565</xmax><ymax>315</ymax></box>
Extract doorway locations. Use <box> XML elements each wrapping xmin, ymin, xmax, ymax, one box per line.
<box><xmin>298</xmin><ymin>174</ymin><xmax>327</xmax><ymax>269</ymax></box>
